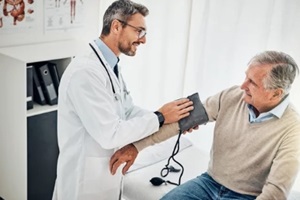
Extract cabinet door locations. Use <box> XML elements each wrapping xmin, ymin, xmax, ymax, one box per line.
<box><xmin>27</xmin><ymin>111</ymin><xmax>59</xmax><ymax>200</ymax></box>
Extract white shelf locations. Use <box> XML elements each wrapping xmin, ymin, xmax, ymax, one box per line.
<box><xmin>27</xmin><ymin>103</ymin><xmax>58</xmax><ymax>117</ymax></box>
<box><xmin>0</xmin><ymin>40</ymin><xmax>83</xmax><ymax>63</ymax></box>
<box><xmin>0</xmin><ymin>40</ymin><xmax>83</xmax><ymax>200</ymax></box>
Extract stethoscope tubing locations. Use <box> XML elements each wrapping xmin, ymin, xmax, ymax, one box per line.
<box><xmin>89</xmin><ymin>43</ymin><xmax>117</xmax><ymax>98</ymax></box>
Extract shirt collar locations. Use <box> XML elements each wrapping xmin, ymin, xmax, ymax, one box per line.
<box><xmin>271</xmin><ymin>95</ymin><xmax>290</xmax><ymax>118</ymax></box>
<box><xmin>247</xmin><ymin>95</ymin><xmax>290</xmax><ymax>122</ymax></box>
<box><xmin>94</xmin><ymin>38</ymin><xmax>119</xmax><ymax>70</ymax></box>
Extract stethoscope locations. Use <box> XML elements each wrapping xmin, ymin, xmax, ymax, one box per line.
<box><xmin>89</xmin><ymin>43</ymin><xmax>129</xmax><ymax>101</ymax></box>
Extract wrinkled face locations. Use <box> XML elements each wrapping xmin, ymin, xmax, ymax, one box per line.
<box><xmin>240</xmin><ymin>63</ymin><xmax>278</xmax><ymax>113</ymax></box>
<box><xmin>118</xmin><ymin>13</ymin><xmax>147</xmax><ymax>56</ymax></box>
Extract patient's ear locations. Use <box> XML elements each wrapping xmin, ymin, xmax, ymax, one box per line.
<box><xmin>272</xmin><ymin>89</ymin><xmax>283</xmax><ymax>100</ymax></box>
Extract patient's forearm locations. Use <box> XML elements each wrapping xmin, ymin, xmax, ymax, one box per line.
<box><xmin>133</xmin><ymin>123</ymin><xmax>179</xmax><ymax>152</ymax></box>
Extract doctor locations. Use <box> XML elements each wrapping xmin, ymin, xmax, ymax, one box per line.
<box><xmin>52</xmin><ymin>0</ymin><xmax>194</xmax><ymax>200</ymax></box>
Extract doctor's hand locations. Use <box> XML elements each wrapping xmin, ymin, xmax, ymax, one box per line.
<box><xmin>110</xmin><ymin>144</ymin><xmax>138</xmax><ymax>175</ymax></box>
<box><xmin>159</xmin><ymin>98</ymin><xmax>194</xmax><ymax>124</ymax></box>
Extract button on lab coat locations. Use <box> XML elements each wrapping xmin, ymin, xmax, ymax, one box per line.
<box><xmin>52</xmin><ymin>41</ymin><xmax>159</xmax><ymax>200</ymax></box>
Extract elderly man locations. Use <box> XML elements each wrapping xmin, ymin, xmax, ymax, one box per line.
<box><xmin>112</xmin><ymin>51</ymin><xmax>300</xmax><ymax>200</ymax></box>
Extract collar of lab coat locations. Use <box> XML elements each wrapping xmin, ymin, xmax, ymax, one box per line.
<box><xmin>94</xmin><ymin>38</ymin><xmax>119</xmax><ymax>71</ymax></box>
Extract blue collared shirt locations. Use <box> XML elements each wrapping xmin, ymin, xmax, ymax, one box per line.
<box><xmin>94</xmin><ymin>38</ymin><xmax>119</xmax><ymax>71</ymax></box>
<box><xmin>248</xmin><ymin>95</ymin><xmax>290</xmax><ymax>123</ymax></box>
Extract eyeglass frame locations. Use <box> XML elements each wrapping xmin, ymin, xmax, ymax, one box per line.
<box><xmin>116</xmin><ymin>19</ymin><xmax>147</xmax><ymax>39</ymax></box>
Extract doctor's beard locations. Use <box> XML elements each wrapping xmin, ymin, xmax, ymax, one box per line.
<box><xmin>118</xmin><ymin>41</ymin><xmax>138</xmax><ymax>56</ymax></box>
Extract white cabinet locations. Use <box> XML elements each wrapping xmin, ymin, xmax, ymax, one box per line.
<box><xmin>0</xmin><ymin>40</ymin><xmax>83</xmax><ymax>200</ymax></box>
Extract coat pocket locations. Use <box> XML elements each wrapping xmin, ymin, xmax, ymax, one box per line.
<box><xmin>79</xmin><ymin>157</ymin><xmax>122</xmax><ymax>200</ymax></box>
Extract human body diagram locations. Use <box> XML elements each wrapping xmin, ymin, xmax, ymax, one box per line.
<box><xmin>0</xmin><ymin>0</ymin><xmax>34</xmax><ymax>27</ymax></box>
<box><xmin>63</xmin><ymin>0</ymin><xmax>83</xmax><ymax>24</ymax></box>
<box><xmin>0</xmin><ymin>0</ymin><xmax>3</xmax><ymax>27</ymax></box>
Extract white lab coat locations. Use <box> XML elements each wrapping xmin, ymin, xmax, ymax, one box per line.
<box><xmin>52</xmin><ymin>41</ymin><xmax>159</xmax><ymax>200</ymax></box>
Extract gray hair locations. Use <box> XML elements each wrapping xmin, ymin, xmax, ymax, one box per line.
<box><xmin>101</xmin><ymin>0</ymin><xmax>149</xmax><ymax>36</ymax></box>
<box><xmin>249</xmin><ymin>51</ymin><xmax>299</xmax><ymax>96</ymax></box>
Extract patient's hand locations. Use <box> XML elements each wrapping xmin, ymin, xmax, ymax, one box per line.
<box><xmin>183</xmin><ymin>125</ymin><xmax>199</xmax><ymax>134</ymax></box>
<box><xmin>110</xmin><ymin>143</ymin><xmax>138</xmax><ymax>175</ymax></box>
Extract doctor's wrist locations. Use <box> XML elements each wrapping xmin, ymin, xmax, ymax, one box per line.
<box><xmin>154</xmin><ymin>111</ymin><xmax>165</xmax><ymax>127</ymax></box>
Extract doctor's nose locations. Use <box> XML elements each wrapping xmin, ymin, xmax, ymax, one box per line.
<box><xmin>138</xmin><ymin>35</ymin><xmax>146</xmax><ymax>44</ymax></box>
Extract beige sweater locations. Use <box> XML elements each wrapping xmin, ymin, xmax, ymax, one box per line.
<box><xmin>133</xmin><ymin>123</ymin><xmax>179</xmax><ymax>152</ymax></box>
<box><xmin>133</xmin><ymin>85</ymin><xmax>300</xmax><ymax>199</ymax></box>
<box><xmin>205</xmin><ymin>86</ymin><xmax>300</xmax><ymax>199</ymax></box>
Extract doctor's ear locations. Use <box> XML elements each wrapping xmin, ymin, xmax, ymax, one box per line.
<box><xmin>111</xmin><ymin>19</ymin><xmax>123</xmax><ymax>34</ymax></box>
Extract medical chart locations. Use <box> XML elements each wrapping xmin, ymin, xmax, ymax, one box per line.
<box><xmin>44</xmin><ymin>0</ymin><xmax>85</xmax><ymax>32</ymax></box>
<box><xmin>0</xmin><ymin>0</ymin><xmax>36</xmax><ymax>32</ymax></box>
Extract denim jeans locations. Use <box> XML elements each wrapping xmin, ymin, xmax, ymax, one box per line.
<box><xmin>161</xmin><ymin>172</ymin><xmax>256</xmax><ymax>200</ymax></box>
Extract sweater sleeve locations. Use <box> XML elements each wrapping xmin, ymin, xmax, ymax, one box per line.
<box><xmin>204</xmin><ymin>85</ymin><xmax>241</xmax><ymax>122</ymax></box>
<box><xmin>256</xmin><ymin>128</ymin><xmax>300</xmax><ymax>200</ymax></box>
<box><xmin>132</xmin><ymin>123</ymin><xmax>180</xmax><ymax>152</ymax></box>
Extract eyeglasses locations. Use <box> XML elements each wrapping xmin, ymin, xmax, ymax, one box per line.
<box><xmin>117</xmin><ymin>19</ymin><xmax>147</xmax><ymax>39</ymax></box>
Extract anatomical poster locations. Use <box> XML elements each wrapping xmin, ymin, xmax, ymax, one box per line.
<box><xmin>44</xmin><ymin>0</ymin><xmax>85</xmax><ymax>32</ymax></box>
<box><xmin>0</xmin><ymin>0</ymin><xmax>36</xmax><ymax>32</ymax></box>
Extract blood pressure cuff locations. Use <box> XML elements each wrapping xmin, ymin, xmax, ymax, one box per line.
<box><xmin>179</xmin><ymin>93</ymin><xmax>209</xmax><ymax>132</ymax></box>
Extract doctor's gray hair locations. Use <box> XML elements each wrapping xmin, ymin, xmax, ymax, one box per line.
<box><xmin>248</xmin><ymin>51</ymin><xmax>299</xmax><ymax>96</ymax></box>
<box><xmin>101</xmin><ymin>0</ymin><xmax>149</xmax><ymax>36</ymax></box>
